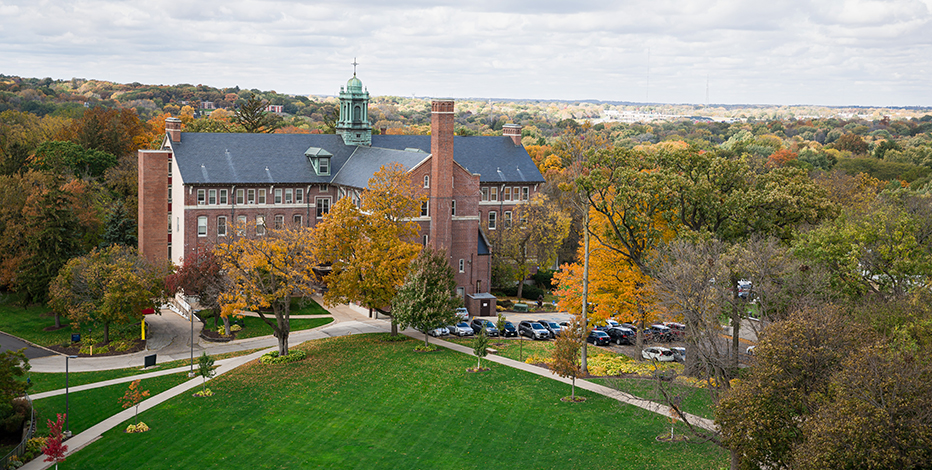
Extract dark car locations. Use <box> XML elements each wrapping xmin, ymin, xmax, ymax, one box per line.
<box><xmin>648</xmin><ymin>324</ymin><xmax>674</xmax><ymax>342</ymax></box>
<box><xmin>470</xmin><ymin>319</ymin><xmax>500</xmax><ymax>337</ymax></box>
<box><xmin>538</xmin><ymin>320</ymin><xmax>562</xmax><ymax>338</ymax></box>
<box><xmin>519</xmin><ymin>321</ymin><xmax>550</xmax><ymax>340</ymax></box>
<box><xmin>605</xmin><ymin>327</ymin><xmax>636</xmax><ymax>345</ymax></box>
<box><xmin>501</xmin><ymin>321</ymin><xmax>518</xmax><ymax>337</ymax></box>
<box><xmin>586</xmin><ymin>330</ymin><xmax>611</xmax><ymax>346</ymax></box>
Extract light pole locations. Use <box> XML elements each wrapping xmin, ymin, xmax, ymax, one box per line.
<box><xmin>189</xmin><ymin>309</ymin><xmax>195</xmax><ymax>377</ymax></box>
<box><xmin>65</xmin><ymin>355</ymin><xmax>77</xmax><ymax>438</ymax></box>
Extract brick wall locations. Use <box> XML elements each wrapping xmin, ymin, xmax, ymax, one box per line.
<box><xmin>138</xmin><ymin>149</ymin><xmax>171</xmax><ymax>264</ymax></box>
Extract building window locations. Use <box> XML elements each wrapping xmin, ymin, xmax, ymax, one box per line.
<box><xmin>422</xmin><ymin>234</ymin><xmax>429</xmax><ymax>245</ymax></box>
<box><xmin>316</xmin><ymin>197</ymin><xmax>330</xmax><ymax>218</ymax></box>
<box><xmin>503</xmin><ymin>187</ymin><xmax>512</xmax><ymax>201</ymax></box>
<box><xmin>488</xmin><ymin>211</ymin><xmax>497</xmax><ymax>230</ymax></box>
<box><xmin>274</xmin><ymin>188</ymin><xmax>282</xmax><ymax>204</ymax></box>
<box><xmin>424</xmin><ymin>175</ymin><xmax>430</xmax><ymax>188</ymax></box>
<box><xmin>197</xmin><ymin>216</ymin><xmax>207</xmax><ymax>237</ymax></box>
<box><xmin>247</xmin><ymin>189</ymin><xmax>255</xmax><ymax>204</ymax></box>
<box><xmin>219</xmin><ymin>189</ymin><xmax>228</xmax><ymax>205</ymax></box>
<box><xmin>520</xmin><ymin>212</ymin><xmax>528</xmax><ymax>224</ymax></box>
<box><xmin>256</xmin><ymin>216</ymin><xmax>266</xmax><ymax>236</ymax></box>
<box><xmin>451</xmin><ymin>200</ymin><xmax>456</xmax><ymax>216</ymax></box>
<box><xmin>197</xmin><ymin>189</ymin><xmax>205</xmax><ymax>205</ymax></box>
<box><xmin>274</xmin><ymin>215</ymin><xmax>284</xmax><ymax>229</ymax></box>
<box><xmin>236</xmin><ymin>189</ymin><xmax>244</xmax><ymax>205</ymax></box>
<box><xmin>168</xmin><ymin>185</ymin><xmax>172</xmax><ymax>204</ymax></box>
<box><xmin>285</xmin><ymin>189</ymin><xmax>293</xmax><ymax>204</ymax></box>
<box><xmin>489</xmin><ymin>186</ymin><xmax>498</xmax><ymax>202</ymax></box>
<box><xmin>456</xmin><ymin>287</ymin><xmax>465</xmax><ymax>298</ymax></box>
<box><xmin>458</xmin><ymin>259</ymin><xmax>465</xmax><ymax>273</ymax></box>
<box><xmin>318</xmin><ymin>158</ymin><xmax>330</xmax><ymax>175</ymax></box>
<box><xmin>522</xmin><ymin>186</ymin><xmax>529</xmax><ymax>200</ymax></box>
<box><xmin>319</xmin><ymin>184</ymin><xmax>328</xmax><ymax>192</ymax></box>
<box><xmin>293</xmin><ymin>214</ymin><xmax>302</xmax><ymax>226</ymax></box>
<box><xmin>504</xmin><ymin>211</ymin><xmax>512</xmax><ymax>228</ymax></box>
<box><xmin>168</xmin><ymin>214</ymin><xmax>172</xmax><ymax>232</ymax></box>
<box><xmin>296</xmin><ymin>188</ymin><xmax>304</xmax><ymax>204</ymax></box>
<box><xmin>514</xmin><ymin>187</ymin><xmax>521</xmax><ymax>200</ymax></box>
<box><xmin>481</xmin><ymin>187</ymin><xmax>489</xmax><ymax>201</ymax></box>
<box><xmin>217</xmin><ymin>216</ymin><xmax>227</xmax><ymax>237</ymax></box>
<box><xmin>421</xmin><ymin>201</ymin><xmax>429</xmax><ymax>217</ymax></box>
<box><xmin>237</xmin><ymin>216</ymin><xmax>247</xmax><ymax>236</ymax></box>
<box><xmin>208</xmin><ymin>189</ymin><xmax>217</xmax><ymax>205</ymax></box>
<box><xmin>258</xmin><ymin>189</ymin><xmax>266</xmax><ymax>204</ymax></box>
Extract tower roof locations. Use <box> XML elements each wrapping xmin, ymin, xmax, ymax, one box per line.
<box><xmin>346</xmin><ymin>75</ymin><xmax>363</xmax><ymax>92</ymax></box>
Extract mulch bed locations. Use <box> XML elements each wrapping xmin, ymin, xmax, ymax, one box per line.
<box><xmin>47</xmin><ymin>338</ymin><xmax>147</xmax><ymax>357</ymax></box>
<box><xmin>199</xmin><ymin>328</ymin><xmax>236</xmax><ymax>342</ymax></box>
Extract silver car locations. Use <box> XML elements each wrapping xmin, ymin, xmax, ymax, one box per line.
<box><xmin>448</xmin><ymin>322</ymin><xmax>475</xmax><ymax>336</ymax></box>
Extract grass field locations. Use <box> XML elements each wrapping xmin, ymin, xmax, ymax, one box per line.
<box><xmin>23</xmin><ymin>349</ymin><xmax>265</xmax><ymax>394</ymax></box>
<box><xmin>225</xmin><ymin>316</ymin><xmax>333</xmax><ymax>340</ymax></box>
<box><xmin>60</xmin><ymin>334</ymin><xmax>727</xmax><ymax>469</ymax></box>
<box><xmin>32</xmin><ymin>372</ymin><xmax>193</xmax><ymax>437</ymax></box>
<box><xmin>589</xmin><ymin>377</ymin><xmax>717</xmax><ymax>420</ymax></box>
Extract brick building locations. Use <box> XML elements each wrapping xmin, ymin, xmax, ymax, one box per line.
<box><xmin>138</xmin><ymin>72</ymin><xmax>544</xmax><ymax>315</ymax></box>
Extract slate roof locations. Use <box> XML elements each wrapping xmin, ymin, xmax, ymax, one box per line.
<box><xmin>169</xmin><ymin>133</ymin><xmax>544</xmax><ymax>186</ymax></box>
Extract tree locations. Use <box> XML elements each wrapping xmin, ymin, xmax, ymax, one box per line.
<box><xmin>65</xmin><ymin>107</ymin><xmax>147</xmax><ymax>158</ymax></box>
<box><xmin>550</xmin><ymin>315</ymin><xmax>587</xmax><ymax>400</ymax></box>
<box><xmin>314</xmin><ymin>164</ymin><xmax>424</xmax><ymax>335</ymax></box>
<box><xmin>391</xmin><ymin>247</ymin><xmax>461</xmax><ymax>347</ymax></box>
<box><xmin>119</xmin><ymin>379</ymin><xmax>150</xmax><ymax>426</ymax></box>
<box><xmin>472</xmin><ymin>329</ymin><xmax>490</xmax><ymax>370</ymax></box>
<box><xmin>215</xmin><ymin>224</ymin><xmax>317</xmax><ymax>356</ymax></box>
<box><xmin>197</xmin><ymin>352</ymin><xmax>216</xmax><ymax>394</ymax></box>
<box><xmin>0</xmin><ymin>349</ymin><xmax>30</xmax><ymax>436</ymax></box>
<box><xmin>234</xmin><ymin>94</ymin><xmax>279</xmax><ymax>133</ymax></box>
<box><xmin>16</xmin><ymin>184</ymin><xmax>82</xmax><ymax>307</ymax></box>
<box><xmin>30</xmin><ymin>141</ymin><xmax>117</xmax><ymax>178</ymax></box>
<box><xmin>49</xmin><ymin>245</ymin><xmax>169</xmax><ymax>343</ymax></box>
<box><xmin>165</xmin><ymin>250</ymin><xmax>227</xmax><ymax>332</ymax></box>
<box><xmin>42</xmin><ymin>413</ymin><xmax>68</xmax><ymax>470</ymax></box>
<box><xmin>98</xmin><ymin>201</ymin><xmax>137</xmax><ymax>249</ymax></box>
<box><xmin>492</xmin><ymin>194</ymin><xmax>570</xmax><ymax>298</ymax></box>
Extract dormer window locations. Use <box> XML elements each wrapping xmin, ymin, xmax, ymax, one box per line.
<box><xmin>305</xmin><ymin>147</ymin><xmax>333</xmax><ymax>176</ymax></box>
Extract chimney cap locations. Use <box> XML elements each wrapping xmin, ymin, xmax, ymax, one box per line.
<box><xmin>166</xmin><ymin>117</ymin><xmax>182</xmax><ymax>123</ymax></box>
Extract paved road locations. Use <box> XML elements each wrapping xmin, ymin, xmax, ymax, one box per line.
<box><xmin>0</xmin><ymin>331</ymin><xmax>55</xmax><ymax>359</ymax></box>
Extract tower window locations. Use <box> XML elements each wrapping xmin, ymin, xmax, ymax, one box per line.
<box><xmin>451</xmin><ymin>200</ymin><xmax>456</xmax><ymax>216</ymax></box>
<box><xmin>424</xmin><ymin>175</ymin><xmax>430</xmax><ymax>188</ymax></box>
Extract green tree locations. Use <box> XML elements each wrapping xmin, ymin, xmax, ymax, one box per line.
<box><xmin>472</xmin><ymin>329</ymin><xmax>490</xmax><ymax>370</ymax></box>
<box><xmin>234</xmin><ymin>94</ymin><xmax>280</xmax><ymax>133</ymax></box>
<box><xmin>99</xmin><ymin>201</ymin><xmax>137</xmax><ymax>249</ymax></box>
<box><xmin>49</xmin><ymin>245</ymin><xmax>169</xmax><ymax>343</ymax></box>
<box><xmin>0</xmin><ymin>349</ymin><xmax>30</xmax><ymax>436</ymax></box>
<box><xmin>550</xmin><ymin>315</ymin><xmax>587</xmax><ymax>400</ymax></box>
<box><xmin>197</xmin><ymin>352</ymin><xmax>216</xmax><ymax>394</ymax></box>
<box><xmin>391</xmin><ymin>247</ymin><xmax>461</xmax><ymax>347</ymax></box>
<box><xmin>30</xmin><ymin>141</ymin><xmax>117</xmax><ymax>178</ymax></box>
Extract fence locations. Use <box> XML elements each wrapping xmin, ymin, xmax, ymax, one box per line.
<box><xmin>0</xmin><ymin>393</ymin><xmax>35</xmax><ymax>469</ymax></box>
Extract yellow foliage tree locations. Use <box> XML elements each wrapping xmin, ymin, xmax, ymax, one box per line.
<box><xmin>313</xmin><ymin>163</ymin><xmax>425</xmax><ymax>335</ymax></box>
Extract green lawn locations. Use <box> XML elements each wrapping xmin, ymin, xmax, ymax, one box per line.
<box><xmin>32</xmin><ymin>372</ymin><xmax>192</xmax><ymax>437</ymax></box>
<box><xmin>61</xmin><ymin>334</ymin><xmax>727</xmax><ymax>469</ymax></box>
<box><xmin>589</xmin><ymin>377</ymin><xmax>717</xmax><ymax>420</ymax></box>
<box><xmin>227</xmin><ymin>316</ymin><xmax>332</xmax><ymax>340</ymax></box>
<box><xmin>0</xmin><ymin>295</ymin><xmax>78</xmax><ymax>347</ymax></box>
<box><xmin>445</xmin><ymin>335</ymin><xmax>615</xmax><ymax>363</ymax></box>
<box><xmin>23</xmin><ymin>349</ymin><xmax>265</xmax><ymax>394</ymax></box>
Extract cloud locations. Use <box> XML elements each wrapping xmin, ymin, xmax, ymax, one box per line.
<box><xmin>0</xmin><ymin>0</ymin><xmax>929</xmax><ymax>106</ymax></box>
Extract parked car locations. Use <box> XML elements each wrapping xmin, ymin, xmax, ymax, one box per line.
<box><xmin>448</xmin><ymin>322</ymin><xmax>475</xmax><ymax>336</ymax></box>
<box><xmin>470</xmin><ymin>319</ymin><xmax>500</xmax><ymax>337</ymax></box>
<box><xmin>605</xmin><ymin>327</ymin><xmax>636</xmax><ymax>345</ymax></box>
<box><xmin>501</xmin><ymin>321</ymin><xmax>518</xmax><ymax>337</ymax></box>
<box><xmin>518</xmin><ymin>321</ymin><xmax>550</xmax><ymax>340</ymax></box>
<box><xmin>538</xmin><ymin>320</ymin><xmax>562</xmax><ymax>338</ymax></box>
<box><xmin>427</xmin><ymin>326</ymin><xmax>449</xmax><ymax>337</ymax></box>
<box><xmin>586</xmin><ymin>330</ymin><xmax>611</xmax><ymax>346</ymax></box>
<box><xmin>671</xmin><ymin>347</ymin><xmax>686</xmax><ymax>363</ymax></box>
<box><xmin>454</xmin><ymin>308</ymin><xmax>469</xmax><ymax>321</ymax></box>
<box><xmin>648</xmin><ymin>324</ymin><xmax>674</xmax><ymax>342</ymax></box>
<box><xmin>663</xmin><ymin>322</ymin><xmax>686</xmax><ymax>340</ymax></box>
<box><xmin>605</xmin><ymin>319</ymin><xmax>621</xmax><ymax>328</ymax></box>
<box><xmin>642</xmin><ymin>346</ymin><xmax>674</xmax><ymax>362</ymax></box>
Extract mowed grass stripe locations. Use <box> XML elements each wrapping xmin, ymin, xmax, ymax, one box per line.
<box><xmin>59</xmin><ymin>334</ymin><xmax>726</xmax><ymax>469</ymax></box>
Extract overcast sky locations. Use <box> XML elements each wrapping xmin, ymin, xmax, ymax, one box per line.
<box><xmin>2</xmin><ymin>0</ymin><xmax>931</xmax><ymax>107</ymax></box>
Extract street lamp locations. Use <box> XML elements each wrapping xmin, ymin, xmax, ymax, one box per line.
<box><xmin>65</xmin><ymin>355</ymin><xmax>78</xmax><ymax>438</ymax></box>
<box><xmin>189</xmin><ymin>309</ymin><xmax>197</xmax><ymax>377</ymax></box>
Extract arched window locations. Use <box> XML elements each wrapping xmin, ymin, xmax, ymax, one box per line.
<box><xmin>354</xmin><ymin>105</ymin><xmax>361</xmax><ymax>121</ymax></box>
<box><xmin>424</xmin><ymin>175</ymin><xmax>430</xmax><ymax>188</ymax></box>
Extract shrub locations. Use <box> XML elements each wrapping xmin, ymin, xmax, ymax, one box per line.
<box><xmin>112</xmin><ymin>340</ymin><xmax>133</xmax><ymax>352</ymax></box>
<box><xmin>259</xmin><ymin>350</ymin><xmax>307</xmax><ymax>364</ymax></box>
<box><xmin>193</xmin><ymin>388</ymin><xmax>214</xmax><ymax>397</ymax></box>
<box><xmin>531</xmin><ymin>269</ymin><xmax>556</xmax><ymax>290</ymax></box>
<box><xmin>414</xmin><ymin>343</ymin><xmax>438</xmax><ymax>352</ymax></box>
<box><xmin>79</xmin><ymin>343</ymin><xmax>109</xmax><ymax>355</ymax></box>
<box><xmin>586</xmin><ymin>354</ymin><xmax>683</xmax><ymax>377</ymax></box>
<box><xmin>125</xmin><ymin>422</ymin><xmax>150</xmax><ymax>433</ymax></box>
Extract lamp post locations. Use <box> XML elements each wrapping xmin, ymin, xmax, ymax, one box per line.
<box><xmin>65</xmin><ymin>355</ymin><xmax>78</xmax><ymax>438</ymax></box>
<box><xmin>189</xmin><ymin>309</ymin><xmax>195</xmax><ymax>377</ymax></box>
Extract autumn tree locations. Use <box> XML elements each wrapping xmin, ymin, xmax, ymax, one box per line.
<box><xmin>119</xmin><ymin>379</ymin><xmax>150</xmax><ymax>427</ymax></box>
<box><xmin>215</xmin><ymin>224</ymin><xmax>317</xmax><ymax>356</ymax></box>
<box><xmin>49</xmin><ymin>245</ymin><xmax>169</xmax><ymax>343</ymax></box>
<box><xmin>550</xmin><ymin>315</ymin><xmax>587</xmax><ymax>400</ymax></box>
<box><xmin>42</xmin><ymin>413</ymin><xmax>68</xmax><ymax>470</ymax></box>
<box><xmin>492</xmin><ymin>194</ymin><xmax>570</xmax><ymax>298</ymax></box>
<box><xmin>314</xmin><ymin>163</ymin><xmax>424</xmax><ymax>335</ymax></box>
<box><xmin>391</xmin><ymin>247</ymin><xmax>461</xmax><ymax>348</ymax></box>
<box><xmin>165</xmin><ymin>250</ymin><xmax>227</xmax><ymax>332</ymax></box>
<box><xmin>65</xmin><ymin>107</ymin><xmax>147</xmax><ymax>158</ymax></box>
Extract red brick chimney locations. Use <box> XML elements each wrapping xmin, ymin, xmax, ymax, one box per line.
<box><xmin>165</xmin><ymin>117</ymin><xmax>182</xmax><ymax>143</ymax></box>
<box><xmin>503</xmin><ymin>124</ymin><xmax>522</xmax><ymax>145</ymax></box>
<box><xmin>429</xmin><ymin>100</ymin><xmax>454</xmax><ymax>253</ymax></box>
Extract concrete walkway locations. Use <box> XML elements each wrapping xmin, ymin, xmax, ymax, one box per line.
<box><xmin>21</xmin><ymin>302</ymin><xmax>715</xmax><ymax>469</ymax></box>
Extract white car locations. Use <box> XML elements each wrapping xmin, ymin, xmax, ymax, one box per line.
<box><xmin>454</xmin><ymin>308</ymin><xmax>469</xmax><ymax>321</ymax></box>
<box><xmin>641</xmin><ymin>346</ymin><xmax>675</xmax><ymax>362</ymax></box>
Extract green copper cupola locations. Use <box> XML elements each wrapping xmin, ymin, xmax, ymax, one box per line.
<box><xmin>336</xmin><ymin>60</ymin><xmax>371</xmax><ymax>146</ymax></box>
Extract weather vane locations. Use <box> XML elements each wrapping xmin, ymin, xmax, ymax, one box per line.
<box><xmin>352</xmin><ymin>57</ymin><xmax>359</xmax><ymax>76</ymax></box>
